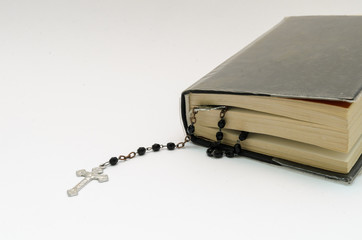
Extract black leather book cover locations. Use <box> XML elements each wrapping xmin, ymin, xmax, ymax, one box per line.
<box><xmin>181</xmin><ymin>16</ymin><xmax>362</xmax><ymax>183</ymax></box>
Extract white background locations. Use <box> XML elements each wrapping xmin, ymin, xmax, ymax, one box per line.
<box><xmin>1</xmin><ymin>1</ymin><xmax>362</xmax><ymax>239</ymax></box>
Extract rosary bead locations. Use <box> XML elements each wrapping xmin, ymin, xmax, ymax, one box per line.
<box><xmin>137</xmin><ymin>147</ymin><xmax>146</xmax><ymax>156</ymax></box>
<box><xmin>239</xmin><ymin>131</ymin><xmax>249</xmax><ymax>141</ymax></box>
<box><xmin>187</xmin><ymin>124</ymin><xmax>195</xmax><ymax>134</ymax></box>
<box><xmin>225</xmin><ymin>150</ymin><xmax>234</xmax><ymax>158</ymax></box>
<box><xmin>206</xmin><ymin>147</ymin><xmax>214</xmax><ymax>157</ymax></box>
<box><xmin>109</xmin><ymin>157</ymin><xmax>119</xmax><ymax>166</ymax></box>
<box><xmin>213</xmin><ymin>148</ymin><xmax>223</xmax><ymax>158</ymax></box>
<box><xmin>216</xmin><ymin>131</ymin><xmax>224</xmax><ymax>141</ymax></box>
<box><xmin>218</xmin><ymin>119</ymin><xmax>226</xmax><ymax>129</ymax></box>
<box><xmin>152</xmin><ymin>143</ymin><xmax>161</xmax><ymax>151</ymax></box>
<box><xmin>167</xmin><ymin>142</ymin><xmax>176</xmax><ymax>150</ymax></box>
<box><xmin>211</xmin><ymin>142</ymin><xmax>219</xmax><ymax>148</ymax></box>
<box><xmin>234</xmin><ymin>144</ymin><xmax>242</xmax><ymax>155</ymax></box>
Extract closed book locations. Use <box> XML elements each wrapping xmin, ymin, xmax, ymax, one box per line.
<box><xmin>181</xmin><ymin>16</ymin><xmax>362</xmax><ymax>183</ymax></box>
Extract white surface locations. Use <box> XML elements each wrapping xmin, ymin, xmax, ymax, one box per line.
<box><xmin>1</xmin><ymin>1</ymin><xmax>362</xmax><ymax>239</ymax></box>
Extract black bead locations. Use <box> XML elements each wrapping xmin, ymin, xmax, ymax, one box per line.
<box><xmin>234</xmin><ymin>144</ymin><xmax>242</xmax><ymax>155</ymax></box>
<box><xmin>206</xmin><ymin>147</ymin><xmax>214</xmax><ymax>157</ymax></box>
<box><xmin>187</xmin><ymin>125</ymin><xmax>195</xmax><ymax>134</ymax></box>
<box><xmin>225</xmin><ymin>150</ymin><xmax>234</xmax><ymax>158</ymax></box>
<box><xmin>239</xmin><ymin>131</ymin><xmax>249</xmax><ymax>141</ymax></box>
<box><xmin>152</xmin><ymin>143</ymin><xmax>161</xmax><ymax>151</ymax></box>
<box><xmin>211</xmin><ymin>142</ymin><xmax>220</xmax><ymax>148</ymax></box>
<box><xmin>213</xmin><ymin>148</ymin><xmax>223</xmax><ymax>158</ymax></box>
<box><xmin>109</xmin><ymin>157</ymin><xmax>119</xmax><ymax>166</ymax></box>
<box><xmin>216</xmin><ymin>131</ymin><xmax>223</xmax><ymax>141</ymax></box>
<box><xmin>167</xmin><ymin>142</ymin><xmax>175</xmax><ymax>150</ymax></box>
<box><xmin>137</xmin><ymin>147</ymin><xmax>146</xmax><ymax>156</ymax></box>
<box><xmin>218</xmin><ymin>119</ymin><xmax>226</xmax><ymax>129</ymax></box>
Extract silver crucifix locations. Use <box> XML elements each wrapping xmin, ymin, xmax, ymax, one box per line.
<box><xmin>67</xmin><ymin>167</ymin><xmax>108</xmax><ymax>197</ymax></box>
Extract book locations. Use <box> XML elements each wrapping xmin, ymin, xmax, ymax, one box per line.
<box><xmin>181</xmin><ymin>16</ymin><xmax>362</xmax><ymax>183</ymax></box>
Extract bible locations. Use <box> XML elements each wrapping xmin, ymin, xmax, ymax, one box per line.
<box><xmin>181</xmin><ymin>16</ymin><xmax>362</xmax><ymax>183</ymax></box>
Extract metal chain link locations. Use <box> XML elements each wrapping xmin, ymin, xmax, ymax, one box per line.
<box><xmin>190</xmin><ymin>107</ymin><xmax>198</xmax><ymax>124</ymax></box>
<box><xmin>100</xmin><ymin>135</ymin><xmax>191</xmax><ymax>168</ymax></box>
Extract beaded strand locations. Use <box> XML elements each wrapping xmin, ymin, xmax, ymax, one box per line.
<box><xmin>104</xmin><ymin>136</ymin><xmax>191</xmax><ymax>167</ymax></box>
<box><xmin>106</xmin><ymin>107</ymin><xmax>249</xmax><ymax>167</ymax></box>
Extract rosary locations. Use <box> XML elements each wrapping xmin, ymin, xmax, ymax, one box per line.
<box><xmin>67</xmin><ymin>106</ymin><xmax>248</xmax><ymax>197</ymax></box>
